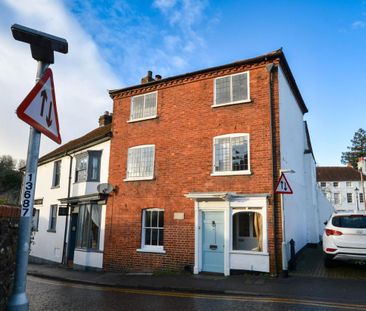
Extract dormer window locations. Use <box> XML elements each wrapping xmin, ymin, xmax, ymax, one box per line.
<box><xmin>129</xmin><ymin>91</ymin><xmax>157</xmax><ymax>122</ymax></box>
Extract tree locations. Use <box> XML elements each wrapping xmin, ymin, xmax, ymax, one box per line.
<box><xmin>0</xmin><ymin>155</ymin><xmax>23</xmax><ymax>204</ymax></box>
<box><xmin>341</xmin><ymin>128</ymin><xmax>366</xmax><ymax>168</ymax></box>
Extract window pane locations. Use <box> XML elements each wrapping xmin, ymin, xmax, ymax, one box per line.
<box><xmin>91</xmin><ymin>204</ymin><xmax>101</xmax><ymax>248</ymax></box>
<box><xmin>334</xmin><ymin>193</ymin><xmax>340</xmax><ymax>204</ymax></box>
<box><xmin>347</xmin><ymin>193</ymin><xmax>352</xmax><ymax>203</ymax></box>
<box><xmin>216</xmin><ymin>76</ymin><xmax>231</xmax><ymax>104</ymax></box>
<box><xmin>231</xmin><ymin>136</ymin><xmax>248</xmax><ymax>171</ymax></box>
<box><xmin>158</xmin><ymin>229</ymin><xmax>164</xmax><ymax>246</ymax></box>
<box><xmin>214</xmin><ymin>138</ymin><xmax>231</xmax><ymax>171</ymax></box>
<box><xmin>232</xmin><ymin>73</ymin><xmax>248</xmax><ymax>102</ymax></box>
<box><xmin>88</xmin><ymin>152</ymin><xmax>101</xmax><ymax>181</ymax></box>
<box><xmin>127</xmin><ymin>146</ymin><xmax>154</xmax><ymax>179</ymax></box>
<box><xmin>76</xmin><ymin>155</ymin><xmax>88</xmax><ymax>182</ymax></box>
<box><xmin>151</xmin><ymin>211</ymin><xmax>158</xmax><ymax>227</ymax></box>
<box><xmin>238</xmin><ymin>213</ymin><xmax>250</xmax><ymax>236</ymax></box>
<box><xmin>145</xmin><ymin>210</ymin><xmax>151</xmax><ymax>227</ymax></box>
<box><xmin>158</xmin><ymin>211</ymin><xmax>164</xmax><ymax>227</ymax></box>
<box><xmin>84</xmin><ymin>205</ymin><xmax>92</xmax><ymax>248</ymax></box>
<box><xmin>145</xmin><ymin>228</ymin><xmax>151</xmax><ymax>245</ymax></box>
<box><xmin>131</xmin><ymin>96</ymin><xmax>144</xmax><ymax>120</ymax></box>
<box><xmin>53</xmin><ymin>161</ymin><xmax>61</xmax><ymax>187</ymax></box>
<box><xmin>151</xmin><ymin>229</ymin><xmax>158</xmax><ymax>245</ymax></box>
<box><xmin>233</xmin><ymin>212</ymin><xmax>262</xmax><ymax>251</ymax></box>
<box><xmin>76</xmin><ymin>205</ymin><xmax>84</xmax><ymax>248</ymax></box>
<box><xmin>144</xmin><ymin>93</ymin><xmax>157</xmax><ymax>117</ymax></box>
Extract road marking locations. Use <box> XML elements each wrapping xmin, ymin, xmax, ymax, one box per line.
<box><xmin>29</xmin><ymin>276</ymin><xmax>366</xmax><ymax>310</ymax></box>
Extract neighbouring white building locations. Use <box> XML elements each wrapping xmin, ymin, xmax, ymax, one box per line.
<box><xmin>30</xmin><ymin>112</ymin><xmax>112</xmax><ymax>270</ymax></box>
<box><xmin>317</xmin><ymin>161</ymin><xmax>366</xmax><ymax>212</ymax></box>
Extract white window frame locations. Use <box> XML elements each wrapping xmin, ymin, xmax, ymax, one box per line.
<box><xmin>124</xmin><ymin>144</ymin><xmax>155</xmax><ymax>181</ymax></box>
<box><xmin>137</xmin><ymin>208</ymin><xmax>165</xmax><ymax>254</ymax></box>
<box><xmin>334</xmin><ymin>193</ymin><xmax>341</xmax><ymax>205</ymax></box>
<box><xmin>231</xmin><ymin>210</ymin><xmax>264</xmax><ymax>253</ymax></box>
<box><xmin>129</xmin><ymin>91</ymin><xmax>158</xmax><ymax>122</ymax></box>
<box><xmin>213</xmin><ymin>71</ymin><xmax>250</xmax><ymax>107</ymax></box>
<box><xmin>333</xmin><ymin>182</ymin><xmax>339</xmax><ymax>187</ymax></box>
<box><xmin>211</xmin><ymin>133</ymin><xmax>251</xmax><ymax>176</ymax></box>
<box><xmin>48</xmin><ymin>205</ymin><xmax>57</xmax><ymax>232</ymax></box>
<box><xmin>346</xmin><ymin>181</ymin><xmax>352</xmax><ymax>187</ymax></box>
<box><xmin>347</xmin><ymin>193</ymin><xmax>353</xmax><ymax>203</ymax></box>
<box><xmin>52</xmin><ymin>160</ymin><xmax>61</xmax><ymax>188</ymax></box>
<box><xmin>360</xmin><ymin>193</ymin><xmax>364</xmax><ymax>203</ymax></box>
<box><xmin>320</xmin><ymin>182</ymin><xmax>326</xmax><ymax>188</ymax></box>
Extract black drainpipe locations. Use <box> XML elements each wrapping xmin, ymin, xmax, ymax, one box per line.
<box><xmin>62</xmin><ymin>153</ymin><xmax>73</xmax><ymax>265</ymax></box>
<box><xmin>266</xmin><ymin>62</ymin><xmax>278</xmax><ymax>276</ymax></box>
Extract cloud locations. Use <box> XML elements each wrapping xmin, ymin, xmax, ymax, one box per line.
<box><xmin>352</xmin><ymin>20</ymin><xmax>366</xmax><ymax>29</ymax></box>
<box><xmin>153</xmin><ymin>0</ymin><xmax>176</xmax><ymax>12</ymax></box>
<box><xmin>0</xmin><ymin>0</ymin><xmax>120</xmax><ymax>160</ymax></box>
<box><xmin>66</xmin><ymin>0</ymin><xmax>216</xmax><ymax>86</ymax></box>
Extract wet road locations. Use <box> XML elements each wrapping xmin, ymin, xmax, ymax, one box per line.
<box><xmin>26</xmin><ymin>276</ymin><xmax>366</xmax><ymax>311</ymax></box>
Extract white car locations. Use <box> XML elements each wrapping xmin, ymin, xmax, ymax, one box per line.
<box><xmin>323</xmin><ymin>211</ymin><xmax>366</xmax><ymax>267</ymax></box>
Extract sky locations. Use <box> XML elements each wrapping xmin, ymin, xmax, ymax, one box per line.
<box><xmin>0</xmin><ymin>0</ymin><xmax>365</xmax><ymax>166</ymax></box>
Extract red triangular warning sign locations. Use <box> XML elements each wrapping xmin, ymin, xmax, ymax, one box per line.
<box><xmin>275</xmin><ymin>172</ymin><xmax>293</xmax><ymax>194</ymax></box>
<box><xmin>16</xmin><ymin>68</ymin><xmax>61</xmax><ymax>144</ymax></box>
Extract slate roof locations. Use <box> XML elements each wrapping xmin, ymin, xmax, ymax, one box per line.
<box><xmin>316</xmin><ymin>166</ymin><xmax>366</xmax><ymax>182</ymax></box>
<box><xmin>38</xmin><ymin>123</ymin><xmax>112</xmax><ymax>165</ymax></box>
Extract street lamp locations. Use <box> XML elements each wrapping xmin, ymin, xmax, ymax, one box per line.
<box><xmin>355</xmin><ymin>187</ymin><xmax>360</xmax><ymax>211</ymax></box>
<box><xmin>279</xmin><ymin>168</ymin><xmax>295</xmax><ymax>278</ymax></box>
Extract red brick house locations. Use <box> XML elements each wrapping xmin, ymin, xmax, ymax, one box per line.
<box><xmin>104</xmin><ymin>49</ymin><xmax>331</xmax><ymax>275</ymax></box>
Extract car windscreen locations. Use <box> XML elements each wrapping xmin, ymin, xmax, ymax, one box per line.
<box><xmin>332</xmin><ymin>215</ymin><xmax>366</xmax><ymax>228</ymax></box>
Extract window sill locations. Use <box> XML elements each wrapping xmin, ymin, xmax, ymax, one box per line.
<box><xmin>128</xmin><ymin>116</ymin><xmax>158</xmax><ymax>123</ymax></box>
<box><xmin>124</xmin><ymin>176</ymin><xmax>155</xmax><ymax>182</ymax></box>
<box><xmin>136</xmin><ymin>248</ymin><xmax>166</xmax><ymax>254</ymax></box>
<box><xmin>47</xmin><ymin>229</ymin><xmax>56</xmax><ymax>233</ymax></box>
<box><xmin>211</xmin><ymin>171</ymin><xmax>252</xmax><ymax>176</ymax></box>
<box><xmin>51</xmin><ymin>185</ymin><xmax>60</xmax><ymax>189</ymax></box>
<box><xmin>212</xmin><ymin>99</ymin><xmax>252</xmax><ymax>108</ymax></box>
<box><xmin>230</xmin><ymin>250</ymin><xmax>269</xmax><ymax>256</ymax></box>
<box><xmin>75</xmin><ymin>248</ymin><xmax>103</xmax><ymax>253</ymax></box>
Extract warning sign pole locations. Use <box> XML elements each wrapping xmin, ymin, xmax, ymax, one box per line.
<box><xmin>8</xmin><ymin>63</ymin><xmax>46</xmax><ymax>311</ymax></box>
<box><xmin>275</xmin><ymin>170</ymin><xmax>295</xmax><ymax>278</ymax></box>
<box><xmin>8</xmin><ymin>24</ymin><xmax>67</xmax><ymax>311</ymax></box>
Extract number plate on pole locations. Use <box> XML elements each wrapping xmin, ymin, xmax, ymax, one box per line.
<box><xmin>21</xmin><ymin>173</ymin><xmax>35</xmax><ymax>217</ymax></box>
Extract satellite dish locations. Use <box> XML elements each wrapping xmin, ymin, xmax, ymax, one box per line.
<box><xmin>97</xmin><ymin>183</ymin><xmax>114</xmax><ymax>194</ymax></box>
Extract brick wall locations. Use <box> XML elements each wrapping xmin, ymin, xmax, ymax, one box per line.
<box><xmin>105</xmin><ymin>59</ymin><xmax>283</xmax><ymax>274</ymax></box>
<box><xmin>0</xmin><ymin>205</ymin><xmax>20</xmax><ymax>310</ymax></box>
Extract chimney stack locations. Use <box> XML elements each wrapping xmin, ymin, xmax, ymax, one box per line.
<box><xmin>141</xmin><ymin>71</ymin><xmax>155</xmax><ymax>84</ymax></box>
<box><xmin>99</xmin><ymin>111</ymin><xmax>112</xmax><ymax>127</ymax></box>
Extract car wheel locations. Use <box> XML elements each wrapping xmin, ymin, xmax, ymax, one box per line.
<box><xmin>324</xmin><ymin>255</ymin><xmax>336</xmax><ymax>268</ymax></box>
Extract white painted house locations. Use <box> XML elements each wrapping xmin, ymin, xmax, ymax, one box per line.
<box><xmin>317</xmin><ymin>163</ymin><xmax>366</xmax><ymax>212</ymax></box>
<box><xmin>30</xmin><ymin>112</ymin><xmax>112</xmax><ymax>270</ymax></box>
<box><xmin>278</xmin><ymin>67</ymin><xmax>333</xmax><ymax>251</ymax></box>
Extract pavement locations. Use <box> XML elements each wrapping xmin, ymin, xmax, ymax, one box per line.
<box><xmin>27</xmin><ymin>262</ymin><xmax>366</xmax><ymax>305</ymax></box>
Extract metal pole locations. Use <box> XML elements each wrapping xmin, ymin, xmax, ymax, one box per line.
<box><xmin>8</xmin><ymin>61</ymin><xmax>48</xmax><ymax>311</ymax></box>
<box><xmin>281</xmin><ymin>193</ymin><xmax>288</xmax><ymax>277</ymax></box>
